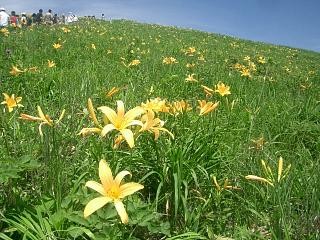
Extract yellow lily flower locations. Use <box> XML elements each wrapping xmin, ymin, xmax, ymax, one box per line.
<box><xmin>162</xmin><ymin>56</ymin><xmax>178</xmax><ymax>65</ymax></box>
<box><xmin>201</xmin><ymin>85</ymin><xmax>214</xmax><ymax>97</ymax></box>
<box><xmin>0</xmin><ymin>28</ymin><xmax>10</xmax><ymax>36</ymax></box>
<box><xmin>61</xmin><ymin>27</ymin><xmax>70</xmax><ymax>33</ymax></box>
<box><xmin>10</xmin><ymin>66</ymin><xmax>25</xmax><ymax>76</ymax></box>
<box><xmin>213</xmin><ymin>176</ymin><xmax>241</xmax><ymax>192</ymax></box>
<box><xmin>185</xmin><ymin>47</ymin><xmax>196</xmax><ymax>56</ymax></box>
<box><xmin>169</xmin><ymin>100</ymin><xmax>192</xmax><ymax>115</ymax></box>
<box><xmin>53</xmin><ymin>43</ymin><xmax>62</xmax><ymax>49</ymax></box>
<box><xmin>98</xmin><ymin>101</ymin><xmax>145</xmax><ymax>148</ymax></box>
<box><xmin>240</xmin><ymin>68</ymin><xmax>251</xmax><ymax>78</ymax></box>
<box><xmin>139</xmin><ymin>110</ymin><xmax>174</xmax><ymax>140</ymax></box>
<box><xmin>185</xmin><ymin>74</ymin><xmax>198</xmax><ymax>82</ymax></box>
<box><xmin>47</xmin><ymin>60</ymin><xmax>56</xmax><ymax>68</ymax></box>
<box><xmin>84</xmin><ymin>159</ymin><xmax>144</xmax><ymax>224</ymax></box>
<box><xmin>106</xmin><ymin>87</ymin><xmax>121</xmax><ymax>98</ymax></box>
<box><xmin>128</xmin><ymin>59</ymin><xmax>141</xmax><ymax>67</ymax></box>
<box><xmin>257</xmin><ymin>56</ymin><xmax>266</xmax><ymax>64</ymax></box>
<box><xmin>198</xmin><ymin>100</ymin><xmax>219</xmax><ymax>116</ymax></box>
<box><xmin>1</xmin><ymin>93</ymin><xmax>23</xmax><ymax>112</ymax></box>
<box><xmin>91</xmin><ymin>43</ymin><xmax>96</xmax><ymax>50</ymax></box>
<box><xmin>20</xmin><ymin>106</ymin><xmax>65</xmax><ymax>136</ymax></box>
<box><xmin>215</xmin><ymin>82</ymin><xmax>231</xmax><ymax>96</ymax></box>
<box><xmin>141</xmin><ymin>98</ymin><xmax>170</xmax><ymax>113</ymax></box>
<box><xmin>245</xmin><ymin>157</ymin><xmax>291</xmax><ymax>187</ymax></box>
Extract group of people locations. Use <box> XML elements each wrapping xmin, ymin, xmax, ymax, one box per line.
<box><xmin>0</xmin><ymin>7</ymin><xmax>78</xmax><ymax>28</ymax></box>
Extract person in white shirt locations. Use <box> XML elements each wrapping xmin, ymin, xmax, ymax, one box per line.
<box><xmin>0</xmin><ymin>7</ymin><xmax>10</xmax><ymax>27</ymax></box>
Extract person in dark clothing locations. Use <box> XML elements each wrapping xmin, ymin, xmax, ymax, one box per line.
<box><xmin>53</xmin><ymin>14</ymin><xmax>58</xmax><ymax>24</ymax></box>
<box><xmin>31</xmin><ymin>13</ymin><xmax>37</xmax><ymax>24</ymax></box>
<box><xmin>35</xmin><ymin>9</ymin><xmax>43</xmax><ymax>24</ymax></box>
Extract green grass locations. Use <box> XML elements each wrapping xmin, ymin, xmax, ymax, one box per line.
<box><xmin>1</xmin><ymin>19</ymin><xmax>320</xmax><ymax>239</ymax></box>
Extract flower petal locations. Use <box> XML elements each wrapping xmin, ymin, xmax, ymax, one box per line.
<box><xmin>124</xmin><ymin>107</ymin><xmax>145</xmax><ymax>123</ymax></box>
<box><xmin>19</xmin><ymin>113</ymin><xmax>42</xmax><ymax>121</ymax></box>
<box><xmin>116</xmin><ymin>100</ymin><xmax>125</xmax><ymax>117</ymax></box>
<box><xmin>84</xmin><ymin>196</ymin><xmax>112</xmax><ymax>218</ymax></box>
<box><xmin>98</xmin><ymin>106</ymin><xmax>118</xmax><ymax>126</ymax></box>
<box><xmin>119</xmin><ymin>182</ymin><xmax>144</xmax><ymax>199</ymax></box>
<box><xmin>101</xmin><ymin>124</ymin><xmax>116</xmax><ymax>137</ymax></box>
<box><xmin>120</xmin><ymin>129</ymin><xmax>135</xmax><ymax>148</ymax></box>
<box><xmin>114</xmin><ymin>200</ymin><xmax>128</xmax><ymax>224</ymax></box>
<box><xmin>85</xmin><ymin>181</ymin><xmax>106</xmax><ymax>196</ymax></box>
<box><xmin>114</xmin><ymin>171</ymin><xmax>131</xmax><ymax>186</ymax></box>
<box><xmin>99</xmin><ymin>159</ymin><xmax>114</xmax><ymax>189</ymax></box>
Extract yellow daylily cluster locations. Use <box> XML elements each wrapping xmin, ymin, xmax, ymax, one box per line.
<box><xmin>163</xmin><ymin>56</ymin><xmax>178</xmax><ymax>65</ymax></box>
<box><xmin>245</xmin><ymin>157</ymin><xmax>291</xmax><ymax>187</ymax></box>
<box><xmin>79</xmin><ymin>99</ymin><xmax>173</xmax><ymax>148</ymax></box>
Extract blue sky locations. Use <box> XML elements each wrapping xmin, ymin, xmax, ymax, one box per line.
<box><xmin>1</xmin><ymin>0</ymin><xmax>319</xmax><ymax>52</ymax></box>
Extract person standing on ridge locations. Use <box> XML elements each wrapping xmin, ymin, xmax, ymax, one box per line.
<box><xmin>10</xmin><ymin>11</ymin><xmax>19</xmax><ymax>26</ymax></box>
<box><xmin>44</xmin><ymin>9</ymin><xmax>53</xmax><ymax>25</ymax></box>
<box><xmin>0</xmin><ymin>7</ymin><xmax>10</xmax><ymax>28</ymax></box>
<box><xmin>35</xmin><ymin>9</ymin><xmax>43</xmax><ymax>24</ymax></box>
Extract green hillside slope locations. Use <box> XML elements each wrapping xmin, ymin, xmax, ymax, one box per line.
<box><xmin>1</xmin><ymin>19</ymin><xmax>320</xmax><ymax>239</ymax></box>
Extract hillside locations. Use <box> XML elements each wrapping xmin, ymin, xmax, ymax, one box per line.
<box><xmin>1</xmin><ymin>19</ymin><xmax>320</xmax><ymax>239</ymax></box>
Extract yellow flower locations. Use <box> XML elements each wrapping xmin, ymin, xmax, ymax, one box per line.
<box><xmin>61</xmin><ymin>27</ymin><xmax>70</xmax><ymax>33</ymax></box>
<box><xmin>215</xmin><ymin>82</ymin><xmax>231</xmax><ymax>96</ymax></box>
<box><xmin>10</xmin><ymin>66</ymin><xmax>25</xmax><ymax>76</ymax></box>
<box><xmin>163</xmin><ymin>57</ymin><xmax>178</xmax><ymax>65</ymax></box>
<box><xmin>53</xmin><ymin>43</ymin><xmax>62</xmax><ymax>49</ymax></box>
<box><xmin>257</xmin><ymin>56</ymin><xmax>266</xmax><ymax>64</ymax></box>
<box><xmin>240</xmin><ymin>68</ymin><xmax>252</xmax><ymax>77</ymax></box>
<box><xmin>245</xmin><ymin>157</ymin><xmax>291</xmax><ymax>187</ymax></box>
<box><xmin>248</xmin><ymin>61</ymin><xmax>256</xmax><ymax>72</ymax></box>
<box><xmin>106</xmin><ymin>87</ymin><xmax>120</xmax><ymax>98</ymax></box>
<box><xmin>91</xmin><ymin>44</ymin><xmax>96</xmax><ymax>50</ymax></box>
<box><xmin>47</xmin><ymin>60</ymin><xmax>56</xmax><ymax>68</ymax></box>
<box><xmin>1</xmin><ymin>93</ymin><xmax>23</xmax><ymax>112</ymax></box>
<box><xmin>201</xmin><ymin>85</ymin><xmax>214</xmax><ymax>97</ymax></box>
<box><xmin>213</xmin><ymin>176</ymin><xmax>241</xmax><ymax>192</ymax></box>
<box><xmin>84</xmin><ymin>159</ymin><xmax>144</xmax><ymax>224</ymax></box>
<box><xmin>185</xmin><ymin>74</ymin><xmax>198</xmax><ymax>82</ymax></box>
<box><xmin>98</xmin><ymin>101</ymin><xmax>145</xmax><ymax>148</ymax></box>
<box><xmin>128</xmin><ymin>59</ymin><xmax>141</xmax><ymax>67</ymax></box>
<box><xmin>185</xmin><ymin>47</ymin><xmax>196</xmax><ymax>56</ymax></box>
<box><xmin>20</xmin><ymin>106</ymin><xmax>65</xmax><ymax>136</ymax></box>
<box><xmin>197</xmin><ymin>54</ymin><xmax>205</xmax><ymax>62</ymax></box>
<box><xmin>169</xmin><ymin>100</ymin><xmax>192</xmax><ymax>115</ymax></box>
<box><xmin>141</xmin><ymin>98</ymin><xmax>170</xmax><ymax>113</ymax></box>
<box><xmin>139</xmin><ymin>110</ymin><xmax>174</xmax><ymax>140</ymax></box>
<box><xmin>186</xmin><ymin>63</ymin><xmax>195</xmax><ymax>68</ymax></box>
<box><xmin>233</xmin><ymin>63</ymin><xmax>244</xmax><ymax>70</ymax></box>
<box><xmin>28</xmin><ymin>66</ymin><xmax>39</xmax><ymax>73</ymax></box>
<box><xmin>198</xmin><ymin>100</ymin><xmax>219</xmax><ymax>116</ymax></box>
<box><xmin>0</xmin><ymin>28</ymin><xmax>9</xmax><ymax>36</ymax></box>
<box><xmin>244</xmin><ymin>56</ymin><xmax>251</xmax><ymax>61</ymax></box>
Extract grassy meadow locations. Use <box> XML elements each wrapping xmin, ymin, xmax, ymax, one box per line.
<box><xmin>0</xmin><ymin>19</ymin><xmax>320</xmax><ymax>239</ymax></box>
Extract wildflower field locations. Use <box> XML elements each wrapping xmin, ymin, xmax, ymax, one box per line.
<box><xmin>1</xmin><ymin>19</ymin><xmax>320</xmax><ymax>239</ymax></box>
